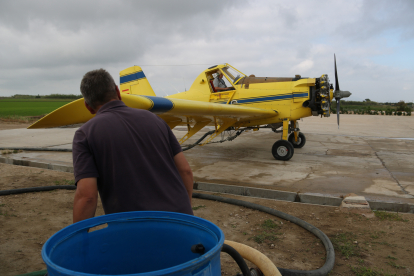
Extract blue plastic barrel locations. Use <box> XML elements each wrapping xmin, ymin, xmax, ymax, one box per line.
<box><xmin>42</xmin><ymin>211</ymin><xmax>224</xmax><ymax>276</ymax></box>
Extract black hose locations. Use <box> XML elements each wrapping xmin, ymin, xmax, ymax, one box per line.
<box><xmin>0</xmin><ymin>186</ymin><xmax>334</xmax><ymax>275</ymax></box>
<box><xmin>193</xmin><ymin>193</ymin><xmax>335</xmax><ymax>276</ymax></box>
<box><xmin>0</xmin><ymin>147</ymin><xmax>72</xmax><ymax>152</ymax></box>
<box><xmin>0</xmin><ymin>130</ymin><xmax>216</xmax><ymax>154</ymax></box>
<box><xmin>1</xmin><ymin>130</ymin><xmax>227</xmax><ymax>153</ymax></box>
<box><xmin>182</xmin><ymin>130</ymin><xmax>215</xmax><ymax>151</ymax></box>
<box><xmin>0</xmin><ymin>185</ymin><xmax>75</xmax><ymax>196</ymax></box>
<box><xmin>221</xmin><ymin>244</ymin><xmax>251</xmax><ymax>276</ymax></box>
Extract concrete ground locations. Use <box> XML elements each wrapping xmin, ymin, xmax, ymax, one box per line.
<box><xmin>1</xmin><ymin>115</ymin><xmax>414</xmax><ymax>204</ymax></box>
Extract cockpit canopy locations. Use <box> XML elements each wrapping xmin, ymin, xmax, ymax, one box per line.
<box><xmin>218</xmin><ymin>65</ymin><xmax>246</xmax><ymax>85</ymax></box>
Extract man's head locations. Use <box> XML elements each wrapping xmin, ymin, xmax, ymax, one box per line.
<box><xmin>216</xmin><ymin>71</ymin><xmax>223</xmax><ymax>78</ymax></box>
<box><xmin>80</xmin><ymin>69</ymin><xmax>119</xmax><ymax>111</ymax></box>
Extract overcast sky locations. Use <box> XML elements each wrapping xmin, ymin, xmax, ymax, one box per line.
<box><xmin>1</xmin><ymin>0</ymin><xmax>413</xmax><ymax>102</ymax></box>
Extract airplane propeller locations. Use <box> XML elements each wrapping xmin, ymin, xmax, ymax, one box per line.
<box><xmin>333</xmin><ymin>54</ymin><xmax>352</xmax><ymax>128</ymax></box>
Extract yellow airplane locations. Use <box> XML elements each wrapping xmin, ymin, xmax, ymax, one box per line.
<box><xmin>29</xmin><ymin>55</ymin><xmax>351</xmax><ymax>161</ymax></box>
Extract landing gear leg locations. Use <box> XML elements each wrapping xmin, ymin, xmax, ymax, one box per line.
<box><xmin>272</xmin><ymin>119</ymin><xmax>294</xmax><ymax>161</ymax></box>
<box><xmin>288</xmin><ymin>120</ymin><xmax>306</xmax><ymax>148</ymax></box>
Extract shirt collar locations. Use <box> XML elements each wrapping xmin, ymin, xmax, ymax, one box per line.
<box><xmin>96</xmin><ymin>100</ymin><xmax>126</xmax><ymax>115</ymax></box>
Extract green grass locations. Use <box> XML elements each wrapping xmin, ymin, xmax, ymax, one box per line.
<box><xmin>350</xmin><ymin>266</ymin><xmax>398</xmax><ymax>276</ymax></box>
<box><xmin>192</xmin><ymin>205</ymin><xmax>206</xmax><ymax>211</ymax></box>
<box><xmin>386</xmin><ymin>261</ymin><xmax>406</xmax><ymax>269</ymax></box>
<box><xmin>374</xmin><ymin>211</ymin><xmax>408</xmax><ymax>222</ymax></box>
<box><xmin>0</xmin><ymin>99</ymin><xmax>73</xmax><ymax>117</ymax></box>
<box><xmin>261</xmin><ymin>219</ymin><xmax>280</xmax><ymax>229</ymax></box>
<box><xmin>250</xmin><ymin>219</ymin><xmax>282</xmax><ymax>244</ymax></box>
<box><xmin>331</xmin><ymin>232</ymin><xmax>361</xmax><ymax>259</ymax></box>
<box><xmin>251</xmin><ymin>232</ymin><xmax>280</xmax><ymax>244</ymax></box>
<box><xmin>0</xmin><ymin>98</ymin><xmax>76</xmax><ymax>102</ymax></box>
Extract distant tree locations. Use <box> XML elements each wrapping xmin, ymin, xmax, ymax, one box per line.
<box><xmin>365</xmin><ymin>98</ymin><xmax>371</xmax><ymax>102</ymax></box>
<box><xmin>44</xmin><ymin>94</ymin><xmax>82</xmax><ymax>99</ymax></box>
<box><xmin>396</xmin><ymin>101</ymin><xmax>407</xmax><ymax>111</ymax></box>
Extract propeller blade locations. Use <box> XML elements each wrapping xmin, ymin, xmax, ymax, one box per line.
<box><xmin>336</xmin><ymin>99</ymin><xmax>340</xmax><ymax>129</ymax></box>
<box><xmin>334</xmin><ymin>54</ymin><xmax>340</xmax><ymax>92</ymax></box>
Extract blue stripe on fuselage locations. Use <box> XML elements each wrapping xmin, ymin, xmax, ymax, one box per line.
<box><xmin>237</xmin><ymin>94</ymin><xmax>292</xmax><ymax>104</ymax></box>
<box><xmin>142</xmin><ymin>96</ymin><xmax>174</xmax><ymax>113</ymax></box>
<box><xmin>234</xmin><ymin>93</ymin><xmax>308</xmax><ymax>104</ymax></box>
<box><xmin>293</xmin><ymin>92</ymin><xmax>309</xmax><ymax>98</ymax></box>
<box><xmin>120</xmin><ymin>71</ymin><xmax>146</xmax><ymax>84</ymax></box>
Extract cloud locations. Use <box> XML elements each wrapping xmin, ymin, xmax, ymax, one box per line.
<box><xmin>0</xmin><ymin>0</ymin><xmax>413</xmax><ymax>102</ymax></box>
<box><xmin>291</xmin><ymin>60</ymin><xmax>314</xmax><ymax>74</ymax></box>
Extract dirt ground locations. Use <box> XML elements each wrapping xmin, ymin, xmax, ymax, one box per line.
<box><xmin>0</xmin><ymin>121</ymin><xmax>32</xmax><ymax>130</ymax></box>
<box><xmin>0</xmin><ymin>162</ymin><xmax>413</xmax><ymax>276</ymax></box>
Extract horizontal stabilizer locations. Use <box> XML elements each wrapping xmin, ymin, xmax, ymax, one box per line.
<box><xmin>28</xmin><ymin>98</ymin><xmax>94</xmax><ymax>129</ymax></box>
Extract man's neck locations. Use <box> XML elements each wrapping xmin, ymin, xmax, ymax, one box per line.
<box><xmin>90</xmin><ymin>98</ymin><xmax>119</xmax><ymax>114</ymax></box>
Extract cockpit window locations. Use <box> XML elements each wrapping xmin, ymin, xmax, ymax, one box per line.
<box><xmin>222</xmin><ymin>67</ymin><xmax>244</xmax><ymax>84</ymax></box>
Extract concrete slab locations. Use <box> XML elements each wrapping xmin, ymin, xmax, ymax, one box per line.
<box><xmin>297</xmin><ymin>193</ymin><xmax>343</xmax><ymax>206</ymax></box>
<box><xmin>340</xmin><ymin>195</ymin><xmax>371</xmax><ymax>213</ymax></box>
<box><xmin>1</xmin><ymin>115</ymin><xmax>414</xmax><ymax>207</ymax></box>
<box><xmin>0</xmin><ymin>128</ymin><xmax>75</xmax><ymax>148</ymax></box>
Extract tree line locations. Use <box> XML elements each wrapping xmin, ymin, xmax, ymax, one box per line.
<box><xmin>9</xmin><ymin>94</ymin><xmax>82</xmax><ymax>99</ymax></box>
<box><xmin>332</xmin><ymin>100</ymin><xmax>412</xmax><ymax>116</ymax></box>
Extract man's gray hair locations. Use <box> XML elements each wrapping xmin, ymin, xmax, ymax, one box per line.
<box><xmin>80</xmin><ymin>69</ymin><xmax>118</xmax><ymax>109</ymax></box>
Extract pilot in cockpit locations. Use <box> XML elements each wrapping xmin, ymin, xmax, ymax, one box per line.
<box><xmin>213</xmin><ymin>71</ymin><xmax>233</xmax><ymax>91</ymax></box>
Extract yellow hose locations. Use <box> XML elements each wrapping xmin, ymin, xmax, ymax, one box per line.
<box><xmin>224</xmin><ymin>240</ymin><xmax>281</xmax><ymax>276</ymax></box>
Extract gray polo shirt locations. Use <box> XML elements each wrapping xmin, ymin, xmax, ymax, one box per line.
<box><xmin>72</xmin><ymin>100</ymin><xmax>193</xmax><ymax>215</ymax></box>
<box><xmin>213</xmin><ymin>77</ymin><xmax>227</xmax><ymax>88</ymax></box>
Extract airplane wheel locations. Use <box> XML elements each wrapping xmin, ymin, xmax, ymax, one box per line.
<box><xmin>288</xmin><ymin>132</ymin><xmax>306</xmax><ymax>148</ymax></box>
<box><xmin>272</xmin><ymin>140</ymin><xmax>294</xmax><ymax>161</ymax></box>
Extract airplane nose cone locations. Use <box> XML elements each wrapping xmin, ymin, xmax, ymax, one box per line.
<box><xmin>335</xmin><ymin>90</ymin><xmax>351</xmax><ymax>100</ymax></box>
<box><xmin>340</xmin><ymin>90</ymin><xmax>351</xmax><ymax>99</ymax></box>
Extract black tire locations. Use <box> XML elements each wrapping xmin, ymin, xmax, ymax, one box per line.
<box><xmin>272</xmin><ymin>140</ymin><xmax>294</xmax><ymax>161</ymax></box>
<box><xmin>288</xmin><ymin>132</ymin><xmax>306</xmax><ymax>148</ymax></box>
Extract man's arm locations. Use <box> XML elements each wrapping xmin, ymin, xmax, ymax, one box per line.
<box><xmin>174</xmin><ymin>152</ymin><xmax>193</xmax><ymax>204</ymax></box>
<box><xmin>73</xmin><ymin>177</ymin><xmax>98</xmax><ymax>223</ymax></box>
<box><xmin>215</xmin><ymin>86</ymin><xmax>230</xmax><ymax>91</ymax></box>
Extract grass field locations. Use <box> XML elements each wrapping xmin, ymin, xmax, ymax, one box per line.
<box><xmin>0</xmin><ymin>99</ymin><xmax>74</xmax><ymax>117</ymax></box>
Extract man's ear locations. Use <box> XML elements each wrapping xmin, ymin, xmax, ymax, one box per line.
<box><xmin>84</xmin><ymin>101</ymin><xmax>96</xmax><ymax>114</ymax></box>
<box><xmin>115</xmin><ymin>85</ymin><xmax>122</xmax><ymax>101</ymax></box>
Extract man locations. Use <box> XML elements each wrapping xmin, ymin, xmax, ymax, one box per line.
<box><xmin>213</xmin><ymin>71</ymin><xmax>232</xmax><ymax>91</ymax></box>
<box><xmin>72</xmin><ymin>69</ymin><xmax>193</xmax><ymax>223</ymax></box>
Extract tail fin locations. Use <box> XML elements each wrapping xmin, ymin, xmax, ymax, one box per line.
<box><xmin>119</xmin><ymin>66</ymin><xmax>156</xmax><ymax>96</ymax></box>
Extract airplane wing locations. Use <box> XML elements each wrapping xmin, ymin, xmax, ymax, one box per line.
<box><xmin>28</xmin><ymin>94</ymin><xmax>277</xmax><ymax>144</ymax></box>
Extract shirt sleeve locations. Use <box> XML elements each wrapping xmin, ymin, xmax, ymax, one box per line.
<box><xmin>72</xmin><ymin>128</ymin><xmax>99</xmax><ymax>185</ymax></box>
<box><xmin>162</xmin><ymin>121</ymin><xmax>182</xmax><ymax>156</ymax></box>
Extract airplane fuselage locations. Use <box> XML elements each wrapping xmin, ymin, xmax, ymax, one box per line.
<box><xmin>167</xmin><ymin>64</ymin><xmax>333</xmax><ymax>129</ymax></box>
